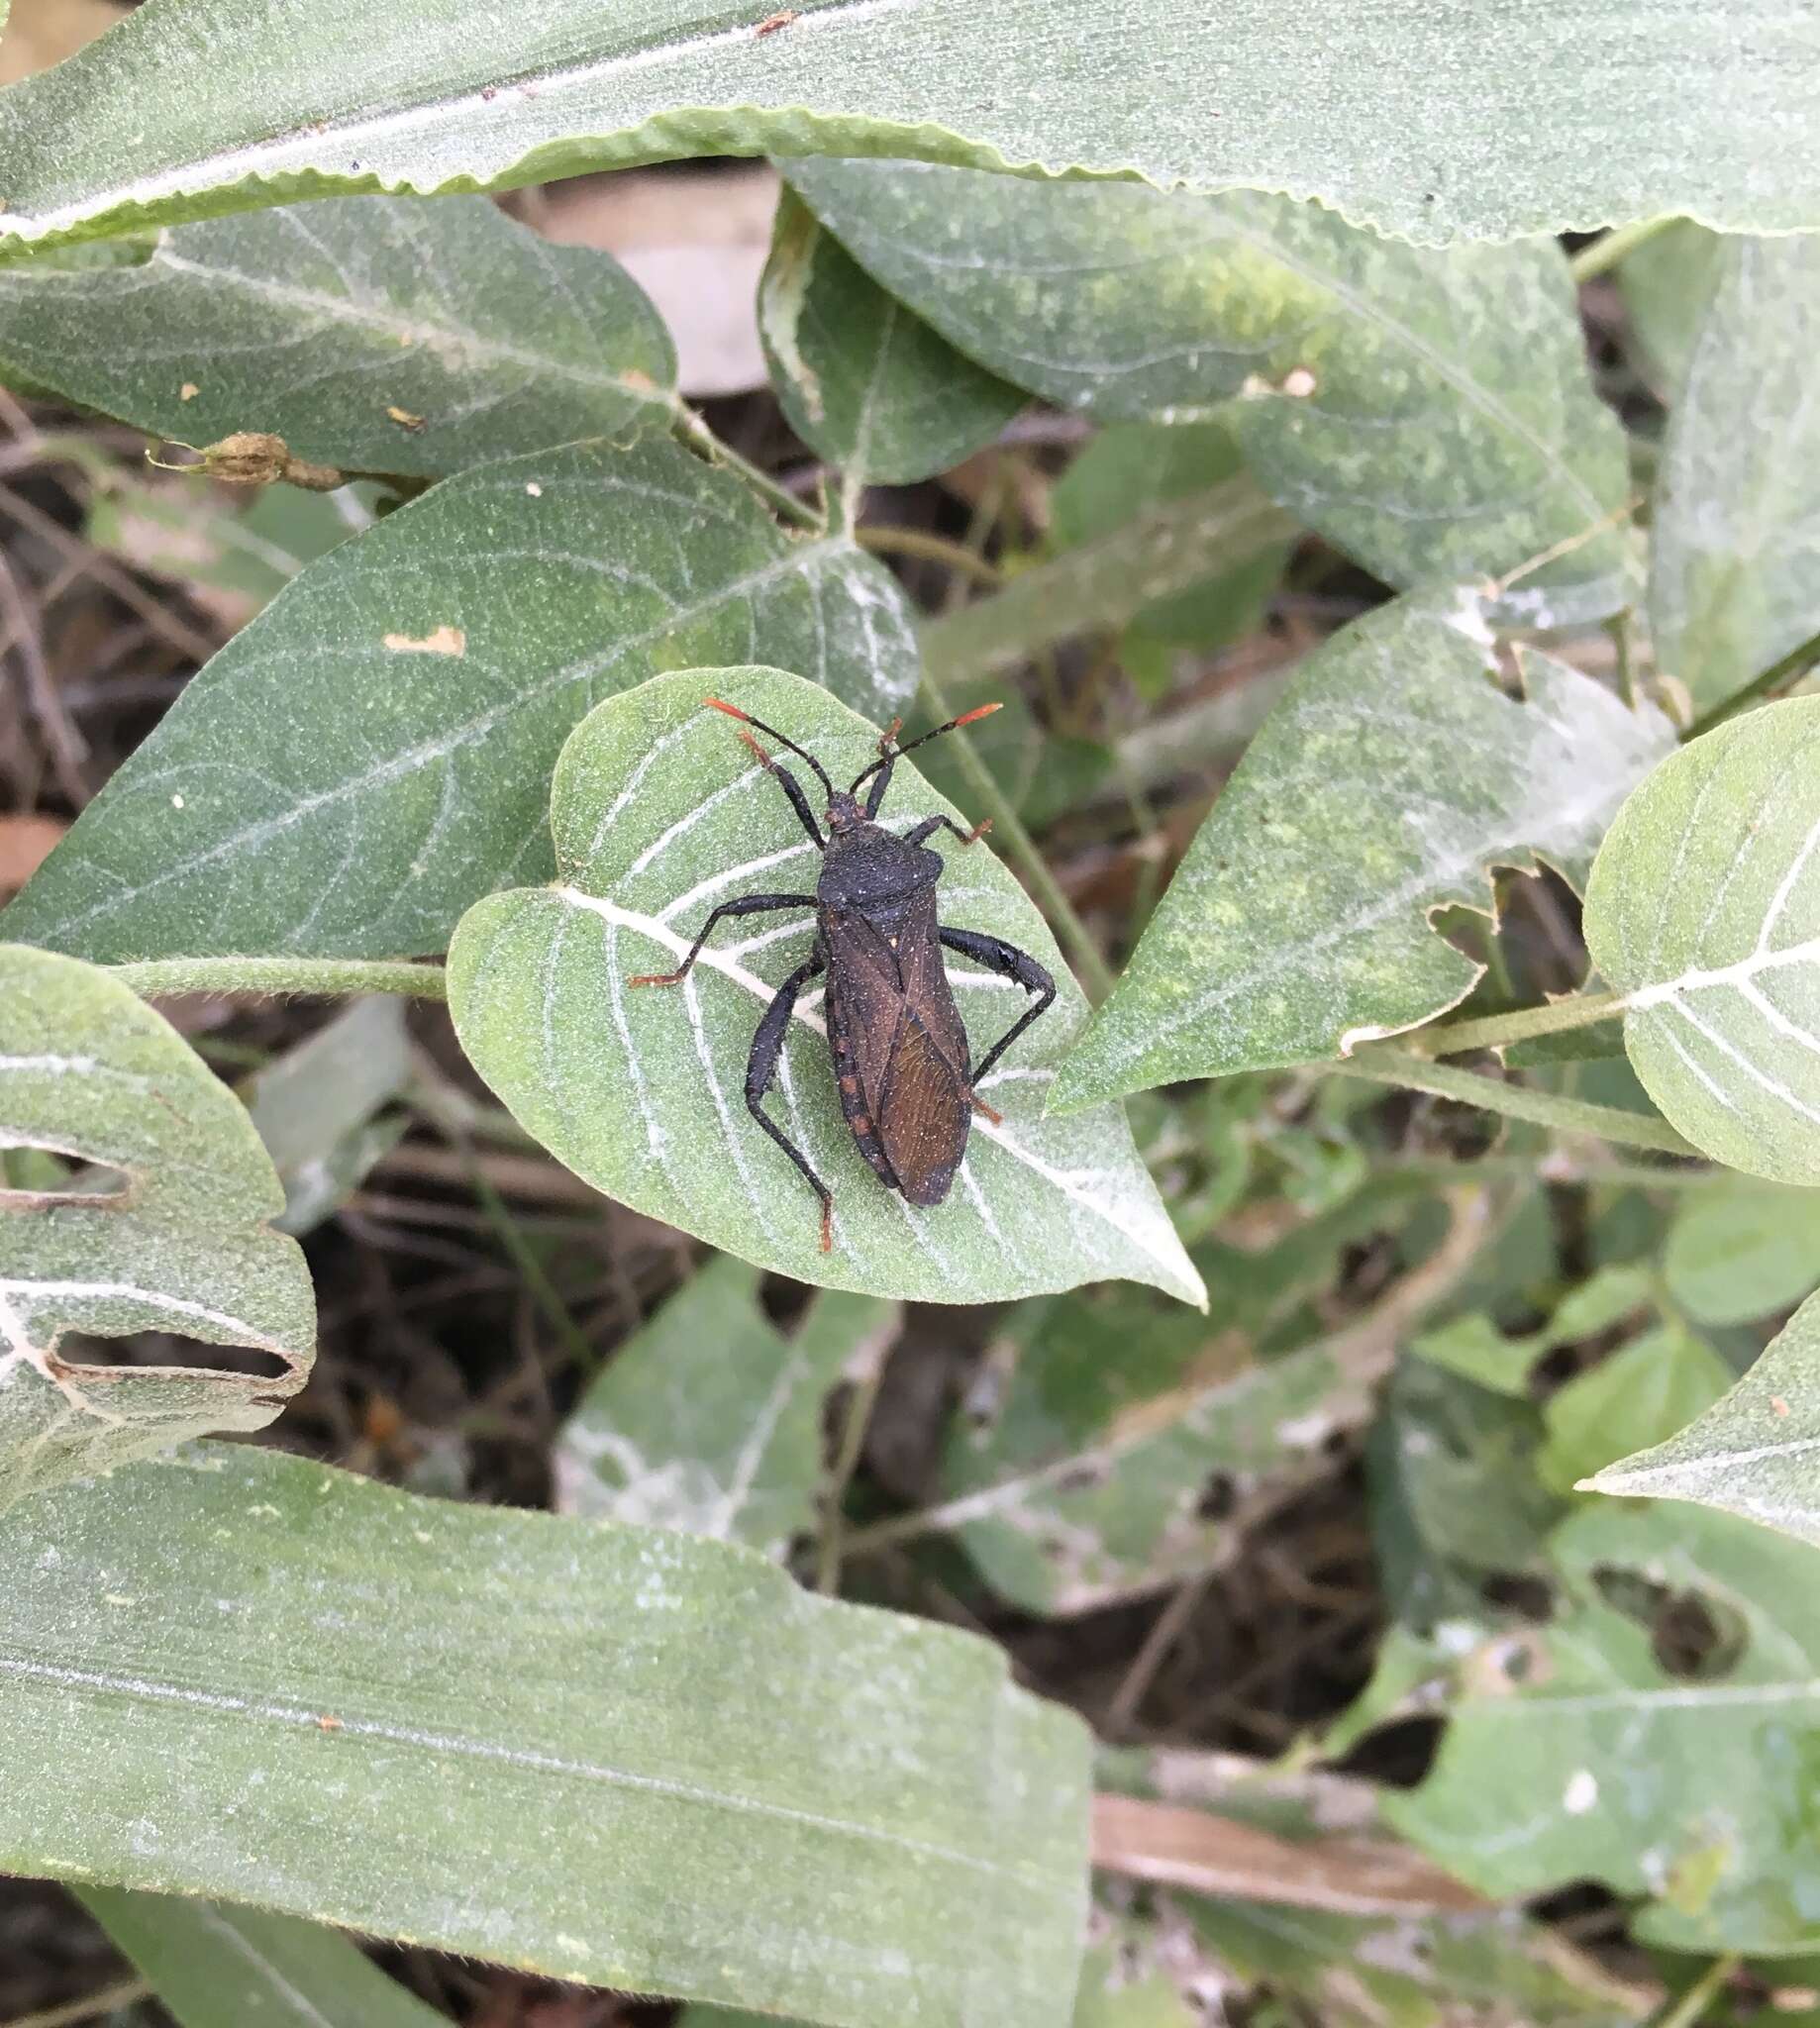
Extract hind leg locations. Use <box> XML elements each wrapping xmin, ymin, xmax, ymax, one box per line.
<box><xmin>745</xmin><ymin>952</ymin><xmax>836</xmax><ymax>1251</ymax></box>
<box><xmin>937</xmin><ymin>926</ymin><xmax>1057</xmax><ymax>1112</ymax></box>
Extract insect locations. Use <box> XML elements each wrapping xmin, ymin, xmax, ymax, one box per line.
<box><xmin>631</xmin><ymin>699</ymin><xmax>1057</xmax><ymax>1251</ymax></box>
<box><xmin>755</xmin><ymin>9</ymin><xmax>799</xmax><ymax>33</ymax></box>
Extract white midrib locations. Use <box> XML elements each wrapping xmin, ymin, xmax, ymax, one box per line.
<box><xmin>555</xmin><ymin>886</ymin><xmax>1188</xmax><ymax>1278</ymax></box>
<box><xmin>1623</xmin><ymin>931</ymin><xmax>1820</xmax><ymax>1012</ymax></box>
<box><xmin>14</xmin><ymin>0</ymin><xmax>932</xmax><ymax>243</ymax></box>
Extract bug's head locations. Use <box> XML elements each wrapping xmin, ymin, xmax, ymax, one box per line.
<box><xmin>824</xmin><ymin>789</ymin><xmax>865</xmax><ymax>834</ymax></box>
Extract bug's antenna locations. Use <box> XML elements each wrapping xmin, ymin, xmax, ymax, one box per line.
<box><xmin>704</xmin><ymin>698</ymin><xmax>836</xmax><ymax>797</ymax></box>
<box><xmin>849</xmin><ymin>703</ymin><xmax>1002</xmax><ymax>793</ymax></box>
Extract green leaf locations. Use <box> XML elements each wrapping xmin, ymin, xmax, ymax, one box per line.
<box><xmin>787</xmin><ymin>162</ymin><xmax>1632</xmax><ymax>624</ymax></box>
<box><xmin>0</xmin><ymin>945</ymin><xmax>315</xmax><ymax>1510</ymax></box>
<box><xmin>1051</xmin><ymin>591</ymin><xmax>1675</xmax><ymax>1111</ymax></box>
<box><xmin>1583</xmin><ymin>695</ymin><xmax>1820</xmax><ymax>1185</ymax></box>
<box><xmin>1616</xmin><ymin>219</ymin><xmax>1721</xmax><ymax>398</ymax></box>
<box><xmin>1586</xmin><ymin>1290</ymin><xmax>1820</xmax><ymax>1547</ymax></box>
<box><xmin>1536</xmin><ymin>1321</ymin><xmax>1732</xmax><ymax>1493</ymax></box>
<box><xmin>1069</xmin><ymin>1927</ymin><xmax>1197</xmax><ymax>2027</ymax></box>
<box><xmin>759</xmin><ymin>187</ymin><xmax>1022</xmax><ymax>488</ymax></box>
<box><xmin>1663</xmin><ymin>1178</ymin><xmax>1820</xmax><ymax>1325</ymax></box>
<box><xmin>1184</xmin><ymin>1898</ymin><xmax>1652</xmax><ymax>2028</ymax></box>
<box><xmin>1412</xmin><ymin>1265</ymin><xmax>1658</xmax><ymax>1396</ymax></box>
<box><xmin>2</xmin><ymin>430</ymin><xmax>919</xmax><ymax>963</ymax></box>
<box><xmin>1383</xmin><ymin>1498</ymin><xmax>1820</xmax><ymax>1952</ymax></box>
<box><xmin>921</xmin><ymin>476</ymin><xmax>1295</xmax><ymax>695</ymax></box>
<box><xmin>1650</xmin><ymin>236</ymin><xmax>1820</xmax><ymax>714</ymax></box>
<box><xmin>930</xmin><ymin>1291</ymin><xmax>1358</xmax><ymax>1614</ymax></box>
<box><xmin>0</xmin><ymin>195</ymin><xmax>675</xmax><ymax>476</ymax></box>
<box><xmin>555</xmin><ymin>1256</ymin><xmax>898</xmax><ymax>1557</ymax></box>
<box><xmin>79</xmin><ymin>1888</ymin><xmax>447</xmax><ymax>2028</ymax></box>
<box><xmin>1050</xmin><ymin>423</ymin><xmax>1292</xmax><ymax>655</ymax></box>
<box><xmin>447</xmin><ymin>665</ymin><xmax>1205</xmax><ymax>1307</ymax></box>
<box><xmin>3</xmin><ymin>1442</ymin><xmax>1090</xmax><ymax>2028</ymax></box>
<box><xmin>241</xmin><ymin>997</ymin><xmax>411</xmax><ymax>1235</ymax></box>
<box><xmin>4</xmin><ymin>1</ymin><xmax>1816</xmax><ymax>254</ymax></box>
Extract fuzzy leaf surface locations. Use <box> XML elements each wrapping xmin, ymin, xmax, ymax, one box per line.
<box><xmin>1586</xmin><ymin>1290</ymin><xmax>1820</xmax><ymax>1548</ymax></box>
<box><xmin>447</xmin><ymin>665</ymin><xmax>1205</xmax><ymax>1307</ymax></box>
<box><xmin>759</xmin><ymin>187</ymin><xmax>1022</xmax><ymax>487</ymax></box>
<box><xmin>0</xmin><ymin>1444</ymin><xmax>1089</xmax><ymax>2027</ymax></box>
<box><xmin>2</xmin><ymin>1</ymin><xmax>1816</xmax><ymax>254</ymax></box>
<box><xmin>1650</xmin><ymin>235</ymin><xmax>1820</xmax><ymax>713</ymax></box>
<box><xmin>0</xmin><ymin>196</ymin><xmax>675</xmax><ymax>476</ymax></box>
<box><xmin>0</xmin><ymin>946</ymin><xmax>314</xmax><ymax>1509</ymax></box>
<box><xmin>1052</xmin><ymin>592</ymin><xmax>1674</xmax><ymax>1111</ymax></box>
<box><xmin>1</xmin><ymin>433</ymin><xmax>918</xmax><ymax>963</ymax></box>
<box><xmin>788</xmin><ymin>161</ymin><xmax>1633</xmax><ymax>625</ymax></box>
<box><xmin>555</xmin><ymin>1256</ymin><xmax>898</xmax><ymax>1557</ymax></box>
<box><xmin>1584</xmin><ymin>695</ymin><xmax>1820</xmax><ymax>1185</ymax></box>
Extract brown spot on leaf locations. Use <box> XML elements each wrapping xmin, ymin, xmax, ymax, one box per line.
<box><xmin>382</xmin><ymin>625</ymin><xmax>466</xmax><ymax>658</ymax></box>
<box><xmin>386</xmin><ymin>405</ymin><xmax>427</xmax><ymax>432</ymax></box>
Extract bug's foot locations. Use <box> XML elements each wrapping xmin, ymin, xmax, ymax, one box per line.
<box><xmin>628</xmin><ymin>969</ymin><xmax>684</xmax><ymax>987</ymax></box>
<box><xmin>735</xmin><ymin>726</ymin><xmax>775</xmax><ymax>770</ymax></box>
<box><xmin>819</xmin><ymin>1200</ymin><xmax>834</xmax><ymax>1253</ymax></box>
<box><xmin>877</xmin><ymin>717</ymin><xmax>903</xmax><ymax>755</ymax></box>
<box><xmin>969</xmin><ymin>1091</ymin><xmax>1003</xmax><ymax>1125</ymax></box>
<box><xmin>960</xmin><ymin>818</ymin><xmax>992</xmax><ymax>847</ymax></box>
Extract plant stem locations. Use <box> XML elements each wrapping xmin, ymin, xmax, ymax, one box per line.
<box><xmin>1686</xmin><ymin>620</ymin><xmax>1820</xmax><ymax>737</ymax></box>
<box><xmin>1652</xmin><ymin>1954</ymin><xmax>1739</xmax><ymax>2028</ymax></box>
<box><xmin>106</xmin><ymin>957</ymin><xmax>449</xmax><ymax>1000</ymax></box>
<box><xmin>859</xmin><ymin>524</ymin><xmax>1005</xmax><ymax>586</ymax></box>
<box><xmin>1332</xmin><ymin>1047</ymin><xmax>1699</xmax><ymax>1157</ymax></box>
<box><xmin>816</xmin><ymin>1354</ymin><xmax>891</xmax><ymax>1595</ymax></box>
<box><xmin>1405</xmin><ymin>988</ymin><xmax>1627</xmax><ymax>1058</ymax></box>
<box><xmin>918</xmin><ymin>662</ymin><xmax>1117</xmax><ymax>1002</ymax></box>
<box><xmin>2</xmin><ymin>1981</ymin><xmax>152</xmax><ymax>2028</ymax></box>
<box><xmin>1568</xmin><ymin>216</ymin><xmax>1677</xmax><ymax>283</ymax></box>
<box><xmin>671</xmin><ymin>405</ymin><xmax>824</xmax><ymax>532</ymax></box>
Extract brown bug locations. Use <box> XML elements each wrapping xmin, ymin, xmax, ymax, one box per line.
<box><xmin>755</xmin><ymin>9</ymin><xmax>800</xmax><ymax>33</ymax></box>
<box><xmin>630</xmin><ymin>700</ymin><xmax>1057</xmax><ymax>1250</ymax></box>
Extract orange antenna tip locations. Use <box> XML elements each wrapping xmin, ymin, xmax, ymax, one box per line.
<box><xmin>953</xmin><ymin>703</ymin><xmax>1002</xmax><ymax>728</ymax></box>
<box><xmin>703</xmin><ymin>697</ymin><xmax>752</xmax><ymax>722</ymax></box>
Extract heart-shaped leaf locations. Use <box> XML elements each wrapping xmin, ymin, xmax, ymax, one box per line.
<box><xmin>787</xmin><ymin>161</ymin><xmax>1632</xmax><ymax>625</ymax></box>
<box><xmin>447</xmin><ymin>665</ymin><xmax>1205</xmax><ymax>1307</ymax></box>
<box><xmin>0</xmin><ymin>0</ymin><xmax>1809</xmax><ymax>254</ymax></box>
<box><xmin>2</xmin><ymin>1442</ymin><xmax>1090</xmax><ymax>2028</ymax></box>
<box><xmin>1051</xmin><ymin>590</ymin><xmax>1675</xmax><ymax>1112</ymax></box>
<box><xmin>0</xmin><ymin>945</ymin><xmax>315</xmax><ymax>1509</ymax></box>
<box><xmin>0</xmin><ymin>195</ymin><xmax>676</xmax><ymax>478</ymax></box>
<box><xmin>1</xmin><ymin>430</ymin><xmax>919</xmax><ymax>963</ymax></box>
<box><xmin>1583</xmin><ymin>695</ymin><xmax>1820</xmax><ymax>1184</ymax></box>
<box><xmin>1649</xmin><ymin>235</ymin><xmax>1820</xmax><ymax>713</ymax></box>
<box><xmin>1585</xmin><ymin>1289</ymin><xmax>1820</xmax><ymax>1546</ymax></box>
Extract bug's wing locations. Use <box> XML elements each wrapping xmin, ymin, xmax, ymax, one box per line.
<box><xmin>876</xmin><ymin>1013</ymin><xmax>970</xmax><ymax>1205</ymax></box>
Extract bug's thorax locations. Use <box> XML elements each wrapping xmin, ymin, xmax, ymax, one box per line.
<box><xmin>817</xmin><ymin>807</ymin><xmax>943</xmax><ymax>916</ymax></box>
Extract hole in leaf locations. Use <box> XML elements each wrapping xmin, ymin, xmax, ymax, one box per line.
<box><xmin>1479</xmin><ymin>1571</ymin><xmax>1555</xmax><ymax>1622</ymax></box>
<box><xmin>55</xmin><ymin>1332</ymin><xmax>295</xmax><ymax>1384</ymax></box>
<box><xmin>1195</xmin><ymin>1470</ymin><xmax>1238</xmax><ymax>1521</ymax></box>
<box><xmin>1591</xmin><ymin>1565</ymin><xmax>1749</xmax><ymax>1680</ymax></box>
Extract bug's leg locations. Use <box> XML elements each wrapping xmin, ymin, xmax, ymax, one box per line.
<box><xmin>732</xmin><ymin>726</ymin><xmax>826</xmax><ymax>847</ymax></box>
<box><xmin>628</xmin><ymin>892</ymin><xmax>817</xmax><ymax>987</ymax></box>
<box><xmin>905</xmin><ymin>812</ymin><xmax>993</xmax><ymax>850</ymax></box>
<box><xmin>937</xmin><ymin>926</ymin><xmax>1058</xmax><ymax>1118</ymax></box>
<box><xmin>745</xmin><ymin>951</ymin><xmax>836</xmax><ymax>1251</ymax></box>
<box><xmin>862</xmin><ymin>741</ymin><xmax>898</xmax><ymax>818</ymax></box>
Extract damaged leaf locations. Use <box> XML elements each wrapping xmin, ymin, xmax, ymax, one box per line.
<box><xmin>0</xmin><ymin>945</ymin><xmax>315</xmax><ymax>1510</ymax></box>
<box><xmin>1051</xmin><ymin>590</ymin><xmax>1674</xmax><ymax>1112</ymax></box>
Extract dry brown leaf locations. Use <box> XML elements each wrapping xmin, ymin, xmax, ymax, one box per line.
<box><xmin>1090</xmin><ymin>1792</ymin><xmax>1488</xmax><ymax>1917</ymax></box>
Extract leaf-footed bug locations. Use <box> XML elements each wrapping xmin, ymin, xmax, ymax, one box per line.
<box><xmin>630</xmin><ymin>699</ymin><xmax>1057</xmax><ymax>1251</ymax></box>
